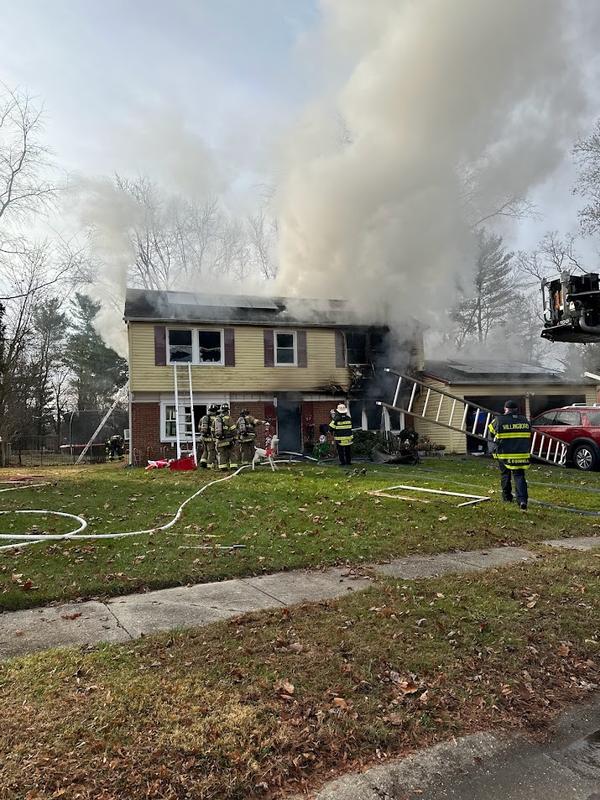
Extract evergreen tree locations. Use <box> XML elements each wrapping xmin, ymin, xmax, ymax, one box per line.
<box><xmin>66</xmin><ymin>293</ymin><xmax>127</xmax><ymax>410</ymax></box>
<box><xmin>31</xmin><ymin>298</ymin><xmax>69</xmax><ymax>436</ymax></box>
<box><xmin>452</xmin><ymin>230</ymin><xmax>517</xmax><ymax>348</ymax></box>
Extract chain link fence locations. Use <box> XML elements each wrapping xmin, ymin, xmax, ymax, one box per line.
<box><xmin>2</xmin><ymin>408</ymin><xmax>129</xmax><ymax>468</ymax></box>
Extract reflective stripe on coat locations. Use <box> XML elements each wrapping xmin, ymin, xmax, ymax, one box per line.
<box><xmin>329</xmin><ymin>415</ymin><xmax>353</xmax><ymax>446</ymax></box>
<box><xmin>489</xmin><ymin>413</ymin><xmax>532</xmax><ymax>470</ymax></box>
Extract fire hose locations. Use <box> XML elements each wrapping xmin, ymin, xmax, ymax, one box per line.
<box><xmin>0</xmin><ymin>459</ymin><xmax>304</xmax><ymax>553</ymax></box>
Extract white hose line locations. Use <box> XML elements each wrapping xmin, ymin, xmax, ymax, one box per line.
<box><xmin>0</xmin><ymin>459</ymin><xmax>297</xmax><ymax>553</ymax></box>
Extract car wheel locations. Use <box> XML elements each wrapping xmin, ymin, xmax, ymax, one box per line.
<box><xmin>572</xmin><ymin>443</ymin><xmax>598</xmax><ymax>471</ymax></box>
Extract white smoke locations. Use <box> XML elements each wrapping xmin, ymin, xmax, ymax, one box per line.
<box><xmin>275</xmin><ymin>0</ymin><xmax>594</xmax><ymax>327</ymax></box>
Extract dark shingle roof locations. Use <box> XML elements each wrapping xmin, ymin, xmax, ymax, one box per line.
<box><xmin>424</xmin><ymin>359</ymin><xmax>594</xmax><ymax>386</ymax></box>
<box><xmin>124</xmin><ymin>288</ymin><xmax>369</xmax><ymax>328</ymax></box>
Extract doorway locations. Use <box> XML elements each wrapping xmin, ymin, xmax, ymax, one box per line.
<box><xmin>276</xmin><ymin>396</ymin><xmax>302</xmax><ymax>452</ymax></box>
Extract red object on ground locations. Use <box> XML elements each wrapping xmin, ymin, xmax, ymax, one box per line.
<box><xmin>169</xmin><ymin>456</ymin><xmax>197</xmax><ymax>471</ymax></box>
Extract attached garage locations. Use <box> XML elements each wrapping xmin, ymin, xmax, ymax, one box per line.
<box><xmin>413</xmin><ymin>359</ymin><xmax>599</xmax><ymax>454</ymax></box>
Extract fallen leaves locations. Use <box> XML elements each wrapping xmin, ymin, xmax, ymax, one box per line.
<box><xmin>274</xmin><ymin>679</ymin><xmax>295</xmax><ymax>700</ymax></box>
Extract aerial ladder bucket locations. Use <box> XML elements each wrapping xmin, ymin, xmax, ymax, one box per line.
<box><xmin>376</xmin><ymin>369</ymin><xmax>568</xmax><ymax>467</ymax></box>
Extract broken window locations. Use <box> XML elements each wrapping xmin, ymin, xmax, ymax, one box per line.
<box><xmin>198</xmin><ymin>330</ymin><xmax>222</xmax><ymax>364</ymax></box>
<box><xmin>275</xmin><ymin>331</ymin><xmax>296</xmax><ymax>365</ymax></box>
<box><xmin>168</xmin><ymin>329</ymin><xmax>192</xmax><ymax>363</ymax></box>
<box><xmin>346</xmin><ymin>332</ymin><xmax>368</xmax><ymax>364</ymax></box>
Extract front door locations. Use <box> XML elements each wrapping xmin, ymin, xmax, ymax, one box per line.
<box><xmin>277</xmin><ymin>396</ymin><xmax>302</xmax><ymax>452</ymax></box>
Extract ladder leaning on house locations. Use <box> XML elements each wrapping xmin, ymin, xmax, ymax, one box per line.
<box><xmin>173</xmin><ymin>363</ymin><xmax>198</xmax><ymax>465</ymax></box>
<box><xmin>376</xmin><ymin>368</ymin><xmax>569</xmax><ymax>468</ymax></box>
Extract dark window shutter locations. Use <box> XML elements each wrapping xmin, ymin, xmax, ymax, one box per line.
<box><xmin>335</xmin><ymin>330</ymin><xmax>346</xmax><ymax>368</ymax></box>
<box><xmin>264</xmin><ymin>329</ymin><xmax>274</xmax><ymax>367</ymax></box>
<box><xmin>154</xmin><ymin>326</ymin><xmax>166</xmax><ymax>366</ymax></box>
<box><xmin>297</xmin><ymin>330</ymin><xmax>307</xmax><ymax>368</ymax></box>
<box><xmin>224</xmin><ymin>328</ymin><xmax>235</xmax><ymax>366</ymax></box>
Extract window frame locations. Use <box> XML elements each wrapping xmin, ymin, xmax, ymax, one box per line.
<box><xmin>197</xmin><ymin>329</ymin><xmax>224</xmax><ymax>365</ymax></box>
<box><xmin>166</xmin><ymin>327</ymin><xmax>225</xmax><ymax>366</ymax></box>
<box><xmin>160</xmin><ymin>399</ymin><xmax>223</xmax><ymax>443</ymax></box>
<box><xmin>346</xmin><ymin>331</ymin><xmax>368</xmax><ymax>365</ymax></box>
<box><xmin>274</xmin><ymin>329</ymin><xmax>298</xmax><ymax>367</ymax></box>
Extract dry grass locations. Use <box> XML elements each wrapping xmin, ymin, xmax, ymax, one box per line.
<box><xmin>1</xmin><ymin>550</ymin><xmax>599</xmax><ymax>799</ymax></box>
<box><xmin>2</xmin><ymin>457</ymin><xmax>600</xmax><ymax>611</ymax></box>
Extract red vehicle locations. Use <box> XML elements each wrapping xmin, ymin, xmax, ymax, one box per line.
<box><xmin>531</xmin><ymin>404</ymin><xmax>600</xmax><ymax>471</ymax></box>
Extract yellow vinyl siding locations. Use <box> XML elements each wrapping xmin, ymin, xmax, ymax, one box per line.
<box><xmin>128</xmin><ymin>322</ymin><xmax>350</xmax><ymax>393</ymax></box>
<box><xmin>413</xmin><ymin>378</ymin><xmax>599</xmax><ymax>454</ymax></box>
<box><xmin>412</xmin><ymin>380</ymin><xmax>467</xmax><ymax>453</ymax></box>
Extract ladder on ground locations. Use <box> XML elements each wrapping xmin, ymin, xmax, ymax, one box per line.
<box><xmin>173</xmin><ymin>363</ymin><xmax>198</xmax><ymax>464</ymax></box>
<box><xmin>376</xmin><ymin>369</ymin><xmax>568</xmax><ymax>467</ymax></box>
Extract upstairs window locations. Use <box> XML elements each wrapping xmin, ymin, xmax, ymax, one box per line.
<box><xmin>168</xmin><ymin>329</ymin><xmax>193</xmax><ymax>363</ymax></box>
<box><xmin>346</xmin><ymin>332</ymin><xmax>368</xmax><ymax>364</ymax></box>
<box><xmin>167</xmin><ymin>328</ymin><xmax>224</xmax><ymax>365</ymax></box>
<box><xmin>198</xmin><ymin>330</ymin><xmax>223</xmax><ymax>364</ymax></box>
<box><xmin>275</xmin><ymin>331</ymin><xmax>297</xmax><ymax>365</ymax></box>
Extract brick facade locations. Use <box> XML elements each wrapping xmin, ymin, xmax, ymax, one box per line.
<box><xmin>131</xmin><ymin>400</ymin><xmax>277</xmax><ymax>464</ymax></box>
<box><xmin>130</xmin><ymin>403</ymin><xmax>170</xmax><ymax>464</ymax></box>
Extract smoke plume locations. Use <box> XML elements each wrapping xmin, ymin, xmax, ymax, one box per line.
<box><xmin>275</xmin><ymin>0</ymin><xmax>593</xmax><ymax>327</ymax></box>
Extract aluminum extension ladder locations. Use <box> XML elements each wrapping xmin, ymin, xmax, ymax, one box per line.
<box><xmin>173</xmin><ymin>363</ymin><xmax>198</xmax><ymax>464</ymax></box>
<box><xmin>376</xmin><ymin>369</ymin><xmax>568</xmax><ymax>467</ymax></box>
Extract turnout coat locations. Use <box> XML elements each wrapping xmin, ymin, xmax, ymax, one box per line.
<box><xmin>488</xmin><ymin>412</ymin><xmax>532</xmax><ymax>470</ymax></box>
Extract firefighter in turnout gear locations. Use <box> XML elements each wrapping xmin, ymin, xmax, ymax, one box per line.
<box><xmin>329</xmin><ymin>402</ymin><xmax>354</xmax><ymax>466</ymax></box>
<box><xmin>488</xmin><ymin>400</ymin><xmax>532</xmax><ymax>510</ymax></box>
<box><xmin>214</xmin><ymin>403</ymin><xmax>237</xmax><ymax>470</ymax></box>
<box><xmin>198</xmin><ymin>404</ymin><xmax>219</xmax><ymax>469</ymax></box>
<box><xmin>236</xmin><ymin>409</ymin><xmax>267</xmax><ymax>465</ymax></box>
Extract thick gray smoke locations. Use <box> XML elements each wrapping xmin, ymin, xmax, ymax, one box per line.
<box><xmin>275</xmin><ymin>0</ymin><xmax>593</xmax><ymax>327</ymax></box>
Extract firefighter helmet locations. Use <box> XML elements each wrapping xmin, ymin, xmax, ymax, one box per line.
<box><xmin>208</xmin><ymin>403</ymin><xmax>219</xmax><ymax>414</ymax></box>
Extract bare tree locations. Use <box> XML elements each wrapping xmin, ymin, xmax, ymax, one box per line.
<box><xmin>247</xmin><ymin>209</ymin><xmax>277</xmax><ymax>279</ymax></box>
<box><xmin>573</xmin><ymin>118</ymin><xmax>600</xmax><ymax>236</ymax></box>
<box><xmin>459</xmin><ymin>162</ymin><xmax>539</xmax><ymax>231</ymax></box>
<box><xmin>515</xmin><ymin>231</ymin><xmax>586</xmax><ymax>286</ymax></box>
<box><xmin>0</xmin><ymin>86</ymin><xmax>58</xmax><ymax>247</ymax></box>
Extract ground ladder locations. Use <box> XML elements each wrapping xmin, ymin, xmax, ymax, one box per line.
<box><xmin>173</xmin><ymin>363</ymin><xmax>198</xmax><ymax>464</ymax></box>
<box><xmin>376</xmin><ymin>369</ymin><xmax>569</xmax><ymax>467</ymax></box>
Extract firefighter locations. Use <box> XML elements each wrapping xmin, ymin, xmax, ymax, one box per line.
<box><xmin>198</xmin><ymin>404</ymin><xmax>219</xmax><ymax>469</ymax></box>
<box><xmin>488</xmin><ymin>400</ymin><xmax>531</xmax><ymax>510</ymax></box>
<box><xmin>329</xmin><ymin>402</ymin><xmax>354</xmax><ymax>466</ymax></box>
<box><xmin>214</xmin><ymin>403</ymin><xmax>236</xmax><ymax>470</ymax></box>
<box><xmin>236</xmin><ymin>409</ymin><xmax>267</xmax><ymax>465</ymax></box>
<box><xmin>108</xmin><ymin>434</ymin><xmax>124</xmax><ymax>461</ymax></box>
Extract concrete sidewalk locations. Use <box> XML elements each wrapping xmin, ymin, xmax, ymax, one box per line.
<box><xmin>312</xmin><ymin>698</ymin><xmax>600</xmax><ymax>799</ymax></box>
<box><xmin>1</xmin><ymin>537</ymin><xmax>597</xmax><ymax>660</ymax></box>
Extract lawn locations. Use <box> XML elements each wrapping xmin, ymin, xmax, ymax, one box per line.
<box><xmin>1</xmin><ymin>457</ymin><xmax>599</xmax><ymax>611</ymax></box>
<box><xmin>0</xmin><ymin>551</ymin><xmax>598</xmax><ymax>799</ymax></box>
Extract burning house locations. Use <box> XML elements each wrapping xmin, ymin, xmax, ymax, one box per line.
<box><xmin>123</xmin><ymin>288</ymin><xmax>423</xmax><ymax>462</ymax></box>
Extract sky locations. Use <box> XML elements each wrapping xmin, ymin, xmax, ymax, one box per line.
<box><xmin>1</xmin><ymin>0</ymin><xmax>599</xmax><ymax>270</ymax></box>
<box><xmin>0</xmin><ymin>0</ymin><xmax>318</xmax><ymax>199</ymax></box>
